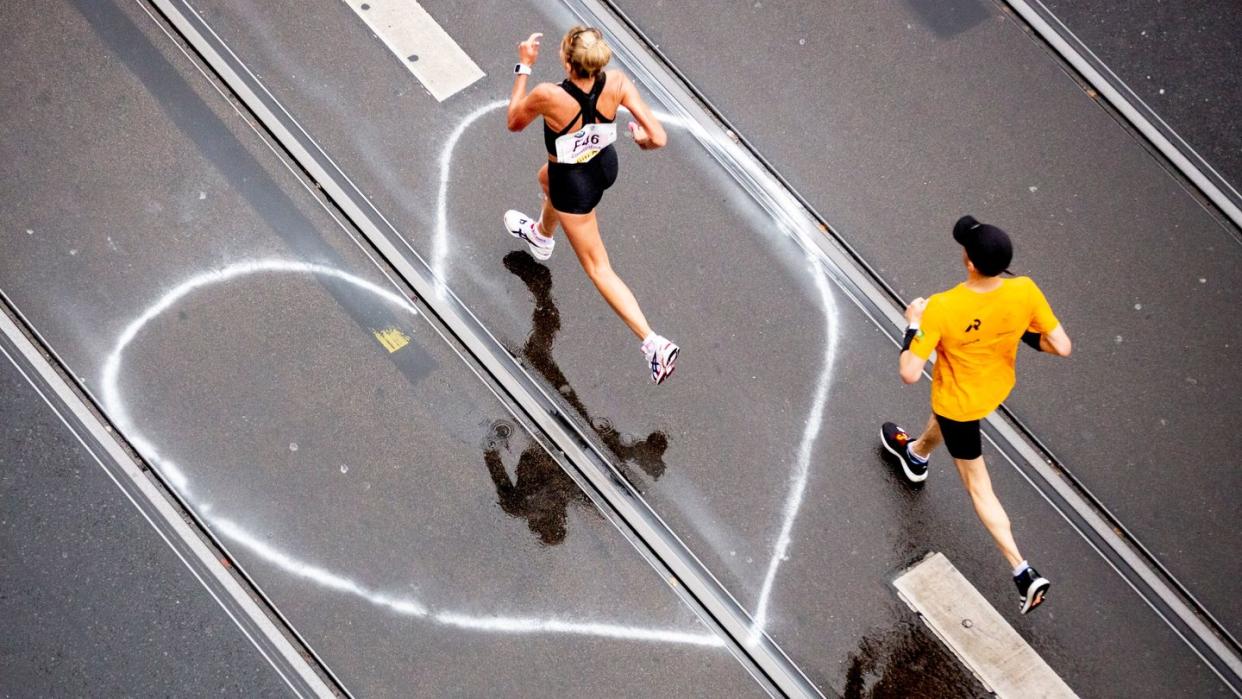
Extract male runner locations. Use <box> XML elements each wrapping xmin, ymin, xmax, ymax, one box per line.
<box><xmin>881</xmin><ymin>215</ymin><xmax>1071</xmax><ymax>614</ymax></box>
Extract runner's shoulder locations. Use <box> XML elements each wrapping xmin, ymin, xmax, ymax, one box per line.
<box><xmin>529</xmin><ymin>81</ymin><xmax>560</xmax><ymax>100</ymax></box>
<box><xmin>921</xmin><ymin>289</ymin><xmax>954</xmax><ymax>322</ymax></box>
<box><xmin>605</xmin><ymin>69</ymin><xmax>633</xmax><ymax>92</ymax></box>
<box><xmin>926</xmin><ymin>286</ymin><xmax>958</xmax><ymax>305</ymax></box>
<box><xmin>1004</xmin><ymin>275</ymin><xmax>1045</xmax><ymax>297</ymax></box>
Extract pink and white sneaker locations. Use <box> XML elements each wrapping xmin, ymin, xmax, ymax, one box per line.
<box><xmin>503</xmin><ymin>209</ymin><xmax>555</xmax><ymax>260</ymax></box>
<box><xmin>641</xmin><ymin>334</ymin><xmax>680</xmax><ymax>384</ymax></box>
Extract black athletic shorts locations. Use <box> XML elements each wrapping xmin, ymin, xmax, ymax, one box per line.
<box><xmin>935</xmin><ymin>414</ymin><xmax>983</xmax><ymax>460</ymax></box>
<box><xmin>548</xmin><ymin>145</ymin><xmax>618</xmax><ymax>214</ymax></box>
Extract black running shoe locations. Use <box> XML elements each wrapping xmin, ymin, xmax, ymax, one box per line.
<box><xmin>1014</xmin><ymin>566</ymin><xmax>1051</xmax><ymax>614</ymax></box>
<box><xmin>880</xmin><ymin>422</ymin><xmax>928</xmax><ymax>483</ymax></box>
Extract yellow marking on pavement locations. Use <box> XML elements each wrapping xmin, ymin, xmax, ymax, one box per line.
<box><xmin>373</xmin><ymin>327</ymin><xmax>411</xmax><ymax>353</ymax></box>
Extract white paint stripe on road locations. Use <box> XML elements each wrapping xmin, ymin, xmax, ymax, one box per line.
<box><xmin>0</xmin><ymin>311</ymin><xmax>333</xmax><ymax>699</ymax></box>
<box><xmin>344</xmin><ymin>0</ymin><xmax>484</xmax><ymax>102</ymax></box>
<box><xmin>894</xmin><ymin>553</ymin><xmax>1076</xmax><ymax>698</ymax></box>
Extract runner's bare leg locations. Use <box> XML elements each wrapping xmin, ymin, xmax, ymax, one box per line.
<box><xmin>910</xmin><ymin>414</ymin><xmax>942</xmax><ymax>460</ymax></box>
<box><xmin>558</xmin><ymin>209</ymin><xmax>653</xmax><ymax>340</ymax></box>
<box><xmin>955</xmin><ymin>456</ymin><xmax>1024</xmax><ymax>567</ymax></box>
<box><xmin>537</xmin><ymin>164</ymin><xmax>559</xmax><ymax>237</ymax></box>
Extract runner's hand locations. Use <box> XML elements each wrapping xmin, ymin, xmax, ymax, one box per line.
<box><xmin>628</xmin><ymin>121</ymin><xmax>653</xmax><ymax>149</ymax></box>
<box><xmin>904</xmin><ymin>297</ymin><xmax>927</xmax><ymax>325</ymax></box>
<box><xmin>518</xmin><ymin>33</ymin><xmax>543</xmax><ymax>65</ymax></box>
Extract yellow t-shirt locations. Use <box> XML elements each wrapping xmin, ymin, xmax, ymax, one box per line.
<box><xmin>908</xmin><ymin>277</ymin><xmax>1059</xmax><ymax>421</ymax></box>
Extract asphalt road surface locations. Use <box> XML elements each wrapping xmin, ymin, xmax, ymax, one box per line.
<box><xmin>1044</xmin><ymin>0</ymin><xmax>1242</xmax><ymax>188</ymax></box>
<box><xmin>0</xmin><ymin>346</ymin><xmax>291</xmax><ymax>696</ymax></box>
<box><xmin>2</xmin><ymin>0</ymin><xmax>1238</xmax><ymax>695</ymax></box>
<box><xmin>614</xmin><ymin>0</ymin><xmax>1241</xmax><ymax>641</ymax></box>
<box><xmin>0</xmin><ymin>1</ymin><xmax>758</xmax><ymax>695</ymax></box>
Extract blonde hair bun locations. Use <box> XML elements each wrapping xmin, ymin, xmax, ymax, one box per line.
<box><xmin>561</xmin><ymin>26</ymin><xmax>612</xmax><ymax>78</ymax></box>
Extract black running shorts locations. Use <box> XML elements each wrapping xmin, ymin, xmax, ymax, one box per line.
<box><xmin>934</xmin><ymin>414</ymin><xmax>983</xmax><ymax>460</ymax></box>
<box><xmin>548</xmin><ymin>145</ymin><xmax>619</xmax><ymax>214</ymax></box>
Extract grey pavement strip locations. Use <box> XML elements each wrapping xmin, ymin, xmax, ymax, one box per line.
<box><xmin>340</xmin><ymin>0</ymin><xmax>483</xmax><ymax>102</ymax></box>
<box><xmin>139</xmin><ymin>0</ymin><xmax>814</xmax><ymax>695</ymax></box>
<box><xmin>0</xmin><ymin>307</ymin><xmax>334</xmax><ymax>699</ymax></box>
<box><xmin>1001</xmin><ymin>0</ymin><xmax>1242</xmax><ymax>230</ymax></box>
<box><xmin>894</xmin><ymin>553</ymin><xmax>1076</xmax><ymax>698</ymax></box>
<box><xmin>565</xmin><ymin>0</ymin><xmax>1242</xmax><ymax>693</ymax></box>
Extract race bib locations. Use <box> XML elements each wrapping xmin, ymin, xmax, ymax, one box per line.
<box><xmin>554</xmin><ymin>122</ymin><xmax>617</xmax><ymax>163</ymax></box>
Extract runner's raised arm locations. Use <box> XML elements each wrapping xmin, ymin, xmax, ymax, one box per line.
<box><xmin>1024</xmin><ymin>323</ymin><xmax>1072</xmax><ymax>356</ymax></box>
<box><xmin>898</xmin><ymin>296</ymin><xmax>929</xmax><ymax>384</ymax></box>
<box><xmin>508</xmin><ymin>33</ymin><xmax>549</xmax><ymax>132</ymax></box>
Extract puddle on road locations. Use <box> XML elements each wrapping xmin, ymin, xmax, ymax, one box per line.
<box><xmin>476</xmin><ymin>251</ymin><xmax>673</xmax><ymax>545</ymax></box>
<box><xmin>499</xmin><ymin>247</ymin><xmax>670</xmax><ymax>481</ymax></box>
<box><xmin>482</xmin><ymin>427</ymin><xmax>591</xmax><ymax>546</ymax></box>
<box><xmin>502</xmin><ymin>250</ymin><xmax>670</xmax><ymax>482</ymax></box>
<box><xmin>842</xmin><ymin>615</ymin><xmax>987</xmax><ymax>698</ymax></box>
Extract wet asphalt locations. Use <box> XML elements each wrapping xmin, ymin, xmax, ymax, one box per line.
<box><xmin>162</xmin><ymin>0</ymin><xmax>1233</xmax><ymax>694</ymax></box>
<box><xmin>0</xmin><ymin>1</ymin><xmax>758</xmax><ymax>696</ymax></box>
<box><xmin>613</xmin><ymin>0</ymin><xmax>1242</xmax><ymax>640</ymax></box>
<box><xmin>1042</xmin><ymin>0</ymin><xmax>1242</xmax><ymax>188</ymax></box>
<box><xmin>0</xmin><ymin>348</ymin><xmax>290</xmax><ymax>696</ymax></box>
<box><xmin>2</xmin><ymin>0</ymin><xmax>1237</xmax><ymax>695</ymax></box>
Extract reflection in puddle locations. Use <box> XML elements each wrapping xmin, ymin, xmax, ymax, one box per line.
<box><xmin>98</xmin><ymin>259</ymin><xmax>721</xmax><ymax>646</ymax></box>
<box><xmin>480</xmin><ymin>252</ymin><xmax>672</xmax><ymax>545</ymax></box>
<box><xmin>503</xmin><ymin>250</ymin><xmax>669</xmax><ymax>481</ymax></box>
<box><xmin>484</xmin><ymin>420</ymin><xmax>590</xmax><ymax>546</ymax></box>
<box><xmin>506</xmin><ymin>248</ymin><xmax>673</xmax><ymax>472</ymax></box>
<box><xmin>843</xmin><ymin>616</ymin><xmax>986</xmax><ymax>698</ymax></box>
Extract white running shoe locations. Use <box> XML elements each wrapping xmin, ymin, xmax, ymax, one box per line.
<box><xmin>503</xmin><ymin>210</ymin><xmax>554</xmax><ymax>260</ymax></box>
<box><xmin>641</xmin><ymin>334</ymin><xmax>680</xmax><ymax>384</ymax></box>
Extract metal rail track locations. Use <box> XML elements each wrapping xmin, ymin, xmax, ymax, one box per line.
<box><xmin>15</xmin><ymin>0</ymin><xmax>1237</xmax><ymax>694</ymax></box>
<box><xmin>570</xmin><ymin>0</ymin><xmax>1242</xmax><ymax>693</ymax></box>
<box><xmin>139</xmin><ymin>0</ymin><xmax>821</xmax><ymax>695</ymax></box>
<box><xmin>1001</xmin><ymin>0</ymin><xmax>1242</xmax><ymax>232</ymax></box>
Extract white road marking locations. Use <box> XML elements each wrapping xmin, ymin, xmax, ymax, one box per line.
<box><xmin>97</xmin><ymin>259</ymin><xmax>720</xmax><ymax>649</ymax></box>
<box><xmin>145</xmin><ymin>1</ymin><xmax>817</xmax><ymax>685</ymax></box>
<box><xmin>894</xmin><ymin>553</ymin><xmax>1076</xmax><ymax>698</ymax></box>
<box><xmin>344</xmin><ymin>0</ymin><xmax>484</xmax><ymax>102</ymax></box>
<box><xmin>429</xmin><ymin>101</ymin><xmax>841</xmax><ymax>647</ymax></box>
<box><xmin>153</xmin><ymin>0</ymin><xmax>1242</xmax><ymax>687</ymax></box>
<box><xmin>0</xmin><ymin>312</ymin><xmax>333</xmax><ymax>699</ymax></box>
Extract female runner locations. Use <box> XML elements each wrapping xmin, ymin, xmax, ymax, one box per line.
<box><xmin>504</xmin><ymin>27</ymin><xmax>678</xmax><ymax>384</ymax></box>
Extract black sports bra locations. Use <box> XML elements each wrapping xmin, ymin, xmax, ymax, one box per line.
<box><xmin>543</xmin><ymin>73</ymin><xmax>616</xmax><ymax>157</ymax></box>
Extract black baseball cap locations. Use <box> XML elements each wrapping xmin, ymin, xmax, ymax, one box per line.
<box><xmin>953</xmin><ymin>215</ymin><xmax>1012</xmax><ymax>277</ymax></box>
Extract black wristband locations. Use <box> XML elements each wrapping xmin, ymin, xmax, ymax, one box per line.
<box><xmin>901</xmin><ymin>327</ymin><xmax>918</xmax><ymax>353</ymax></box>
<box><xmin>1021</xmin><ymin>330</ymin><xmax>1043</xmax><ymax>351</ymax></box>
